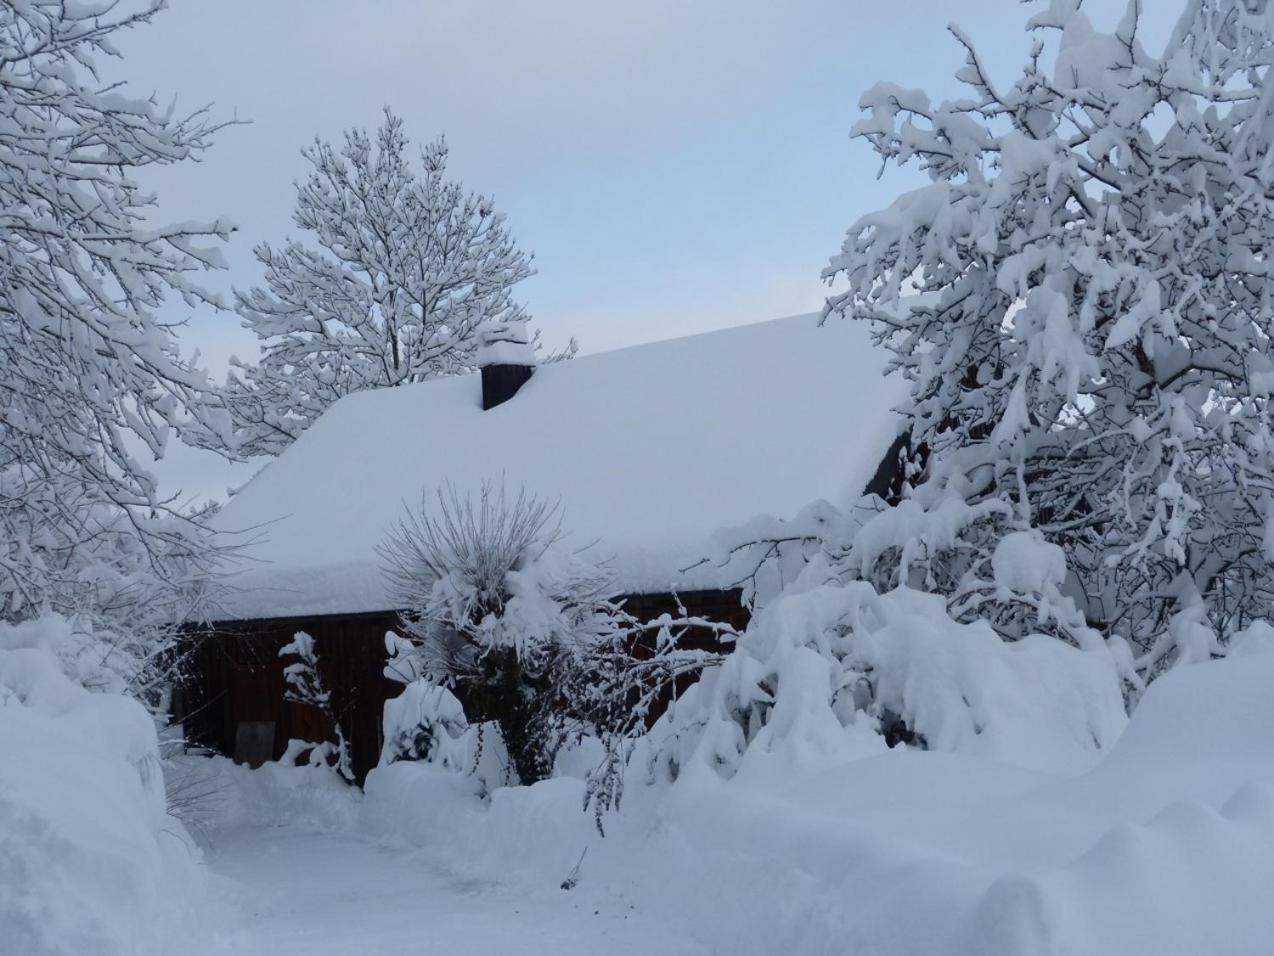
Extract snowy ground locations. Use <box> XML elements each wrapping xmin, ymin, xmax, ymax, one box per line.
<box><xmin>14</xmin><ymin>624</ymin><xmax>1274</xmax><ymax>955</ymax></box>
<box><xmin>174</xmin><ymin>648</ymin><xmax>1274</xmax><ymax>956</ymax></box>
<box><xmin>192</xmin><ymin>824</ymin><xmax>703</xmax><ymax>956</ymax></box>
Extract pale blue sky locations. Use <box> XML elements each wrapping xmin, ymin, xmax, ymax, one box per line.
<box><xmin>115</xmin><ymin>0</ymin><xmax>1179</xmax><ymax>499</ymax></box>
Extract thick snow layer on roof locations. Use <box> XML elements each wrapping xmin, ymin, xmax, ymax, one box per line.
<box><xmin>210</xmin><ymin>314</ymin><xmax>906</xmax><ymax>620</ymax></box>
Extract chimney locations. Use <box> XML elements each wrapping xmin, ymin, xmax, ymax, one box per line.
<box><xmin>477</xmin><ymin>317</ymin><xmax>536</xmax><ymax>410</ymax></box>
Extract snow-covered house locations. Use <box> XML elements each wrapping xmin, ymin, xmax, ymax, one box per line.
<box><xmin>183</xmin><ymin>314</ymin><xmax>908</xmax><ymax>779</ymax></box>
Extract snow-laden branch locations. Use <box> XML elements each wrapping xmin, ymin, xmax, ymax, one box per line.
<box><xmin>0</xmin><ymin>1</ymin><xmax>238</xmax><ymax>639</ymax></box>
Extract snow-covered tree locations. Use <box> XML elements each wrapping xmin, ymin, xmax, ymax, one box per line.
<box><xmin>823</xmin><ymin>0</ymin><xmax>1274</xmax><ymax>676</ymax></box>
<box><xmin>0</xmin><ymin>1</ymin><xmax>234</xmax><ymax>667</ymax></box>
<box><xmin>225</xmin><ymin>110</ymin><xmax>535</xmax><ymax>456</ymax></box>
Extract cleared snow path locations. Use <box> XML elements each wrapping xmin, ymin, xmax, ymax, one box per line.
<box><xmin>190</xmin><ymin>824</ymin><xmax>705</xmax><ymax>956</ymax></box>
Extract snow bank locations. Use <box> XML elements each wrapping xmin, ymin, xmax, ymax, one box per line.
<box><xmin>0</xmin><ymin>616</ymin><xmax>204</xmax><ymax>956</ymax></box>
<box><xmin>354</xmin><ymin>648</ymin><xmax>1274</xmax><ymax>955</ymax></box>
<box><xmin>362</xmin><ymin>763</ymin><xmax>601</xmax><ymax>876</ymax></box>
<box><xmin>166</xmin><ymin>754</ymin><xmax>360</xmax><ymax>834</ymax></box>
<box><xmin>956</xmin><ymin>653</ymin><xmax>1274</xmax><ymax>955</ymax></box>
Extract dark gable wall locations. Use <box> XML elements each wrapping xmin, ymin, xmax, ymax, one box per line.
<box><xmin>179</xmin><ymin>590</ymin><xmax>748</xmax><ymax>785</ymax></box>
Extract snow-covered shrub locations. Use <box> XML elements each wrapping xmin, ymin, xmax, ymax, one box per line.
<box><xmin>380</xmin><ymin>675</ymin><xmax>472</xmax><ymax>770</ymax></box>
<box><xmin>821</xmin><ymin>0</ymin><xmax>1274</xmax><ymax>675</ymax></box>
<box><xmin>0</xmin><ymin>615</ymin><xmax>203</xmax><ymax>955</ymax></box>
<box><xmin>564</xmin><ymin>608</ymin><xmax>738</xmax><ymax>830</ymax></box>
<box><xmin>644</xmin><ymin>577</ymin><xmax>1127</xmax><ymax>785</ymax></box>
<box><xmin>379</xmin><ymin>483</ymin><xmax>625</xmax><ymax>785</ymax></box>
<box><xmin>672</xmin><ymin>481</ymin><xmax>1135</xmax><ymax>785</ymax></box>
<box><xmin>380</xmin><ymin>483</ymin><xmax>736</xmax><ymax>802</ymax></box>
<box><xmin>278</xmin><ymin>632</ymin><xmax>353</xmax><ymax>782</ymax></box>
<box><xmin>699</xmin><ymin>499</ymin><xmax>862</xmax><ymax>608</ymax></box>
<box><xmin>1</xmin><ymin>611</ymin><xmax>142</xmax><ymax>698</ymax></box>
<box><xmin>378</xmin><ymin>674</ymin><xmax>516</xmax><ymax>799</ymax></box>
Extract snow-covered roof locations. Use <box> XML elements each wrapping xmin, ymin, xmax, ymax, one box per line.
<box><xmin>209</xmin><ymin>313</ymin><xmax>907</xmax><ymax>620</ymax></box>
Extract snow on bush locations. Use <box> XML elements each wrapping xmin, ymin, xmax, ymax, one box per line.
<box><xmin>990</xmin><ymin>531</ymin><xmax>1066</xmax><ymax>597</ymax></box>
<box><xmin>380</xmin><ymin>677</ymin><xmax>472</xmax><ymax>770</ymax></box>
<box><xmin>0</xmin><ymin>615</ymin><xmax>203</xmax><ymax>956</ymax></box>
<box><xmin>0</xmin><ymin>611</ymin><xmax>138</xmax><ymax>698</ymax></box>
<box><xmin>277</xmin><ymin>631</ymin><xmax>354</xmax><ymax>781</ymax></box>
<box><xmin>378</xmin><ymin>482</ymin><xmax>611</xmax><ymax>785</ymax></box>
<box><xmin>373</xmin><ymin>485</ymin><xmax>1128</xmax><ymax>826</ymax></box>
<box><xmin>377</xmin><ymin>674</ymin><xmax>517</xmax><ymax>796</ymax></box>
<box><xmin>379</xmin><ymin>481</ymin><xmax>735</xmax><ymax>802</ymax></box>
<box><xmin>643</xmin><ymin>581</ymin><xmax>1127</xmax><ymax>784</ymax></box>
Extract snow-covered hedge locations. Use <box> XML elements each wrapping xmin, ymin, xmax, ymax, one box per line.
<box><xmin>0</xmin><ymin>615</ymin><xmax>203</xmax><ymax>955</ymax></box>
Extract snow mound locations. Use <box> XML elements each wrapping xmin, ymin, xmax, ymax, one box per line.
<box><xmin>0</xmin><ymin>615</ymin><xmax>203</xmax><ymax>956</ymax></box>
<box><xmin>649</xmin><ymin>583</ymin><xmax>1126</xmax><ymax>783</ymax></box>
<box><xmin>960</xmin><ymin>651</ymin><xmax>1274</xmax><ymax>955</ymax></box>
<box><xmin>166</xmin><ymin>754</ymin><xmax>359</xmax><ymax>834</ymax></box>
<box><xmin>361</xmin><ymin>763</ymin><xmax>601</xmax><ymax>878</ymax></box>
<box><xmin>1102</xmin><ymin>651</ymin><xmax>1274</xmax><ymax>772</ymax></box>
<box><xmin>968</xmin><ymin>784</ymin><xmax>1274</xmax><ymax>956</ymax></box>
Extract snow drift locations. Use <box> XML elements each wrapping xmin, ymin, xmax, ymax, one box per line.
<box><xmin>0</xmin><ymin>615</ymin><xmax>203</xmax><ymax>956</ymax></box>
<box><xmin>354</xmin><ymin>647</ymin><xmax>1274</xmax><ymax>955</ymax></box>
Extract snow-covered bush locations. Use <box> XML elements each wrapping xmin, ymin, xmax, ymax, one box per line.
<box><xmin>664</xmin><ymin>477</ymin><xmax>1134</xmax><ymax>786</ymax></box>
<box><xmin>380</xmin><ymin>674</ymin><xmax>472</xmax><ymax>770</ymax></box>
<box><xmin>0</xmin><ymin>615</ymin><xmax>203</xmax><ymax>955</ymax></box>
<box><xmin>698</xmin><ymin>499</ymin><xmax>862</xmax><ymax>608</ymax></box>
<box><xmin>644</xmin><ymin>575</ymin><xmax>1127</xmax><ymax>786</ymax></box>
<box><xmin>378</xmin><ymin>674</ymin><xmax>516</xmax><ymax>799</ymax></box>
<box><xmin>821</xmin><ymin>0</ymin><xmax>1274</xmax><ymax>674</ymax></box>
<box><xmin>379</xmin><ymin>483</ymin><xmax>735</xmax><ymax>799</ymax></box>
<box><xmin>379</xmin><ymin>483</ymin><xmax>624</xmax><ymax>785</ymax></box>
<box><xmin>0</xmin><ymin>603</ymin><xmax>197</xmax><ymax>726</ymax></box>
<box><xmin>278</xmin><ymin>631</ymin><xmax>354</xmax><ymax>782</ymax></box>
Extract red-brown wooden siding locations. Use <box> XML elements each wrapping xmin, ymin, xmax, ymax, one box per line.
<box><xmin>178</xmin><ymin>590</ymin><xmax>748</xmax><ymax>785</ymax></box>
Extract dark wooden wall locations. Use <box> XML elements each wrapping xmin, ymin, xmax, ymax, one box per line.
<box><xmin>178</xmin><ymin>589</ymin><xmax>747</xmax><ymax>785</ymax></box>
<box><xmin>180</xmin><ymin>611</ymin><xmax>400</xmax><ymax>783</ymax></box>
